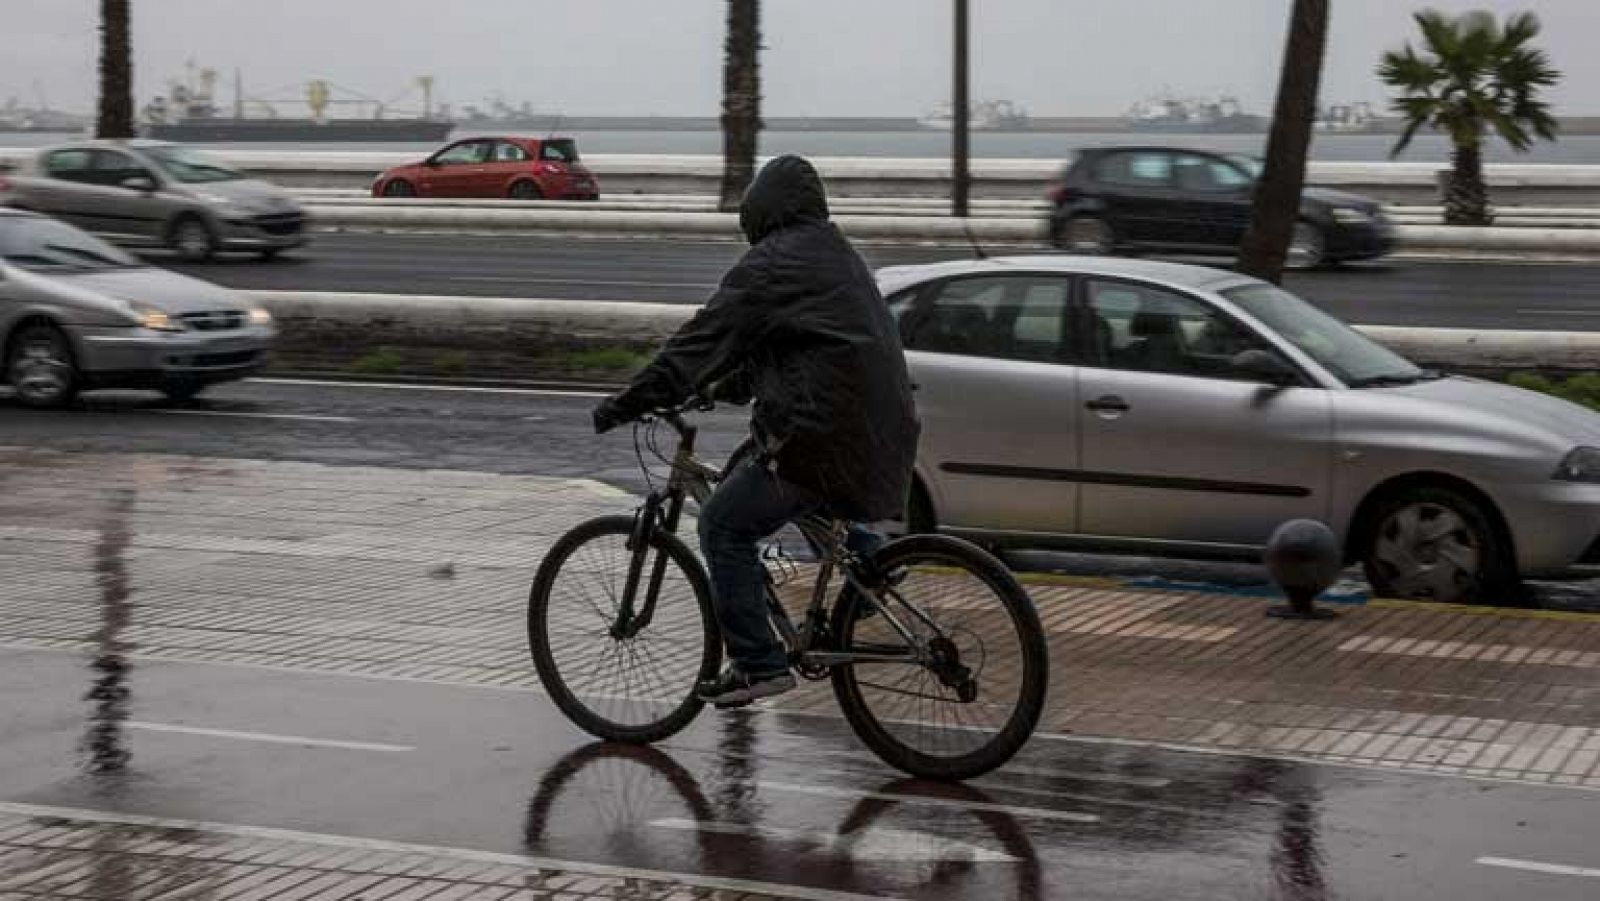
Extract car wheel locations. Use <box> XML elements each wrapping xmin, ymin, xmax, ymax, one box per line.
<box><xmin>6</xmin><ymin>324</ymin><xmax>80</xmax><ymax>410</ymax></box>
<box><xmin>1055</xmin><ymin>216</ymin><xmax>1115</xmax><ymax>255</ymax></box>
<box><xmin>383</xmin><ymin>180</ymin><xmax>417</xmax><ymax>198</ymax></box>
<box><xmin>1361</xmin><ymin>485</ymin><xmax>1514</xmax><ymax>605</ymax></box>
<box><xmin>1286</xmin><ymin>222</ymin><xmax>1326</xmax><ymax>270</ymax></box>
<box><xmin>508</xmin><ymin>181</ymin><xmax>543</xmax><ymax>200</ymax></box>
<box><xmin>171</xmin><ymin>216</ymin><xmax>217</xmax><ymax>263</ymax></box>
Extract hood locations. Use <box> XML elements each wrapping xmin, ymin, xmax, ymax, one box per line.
<box><xmin>1302</xmin><ymin>186</ymin><xmax>1381</xmax><ymax>212</ymax></box>
<box><xmin>54</xmin><ymin>267</ymin><xmax>253</xmax><ymax>316</ymax></box>
<box><xmin>739</xmin><ymin>155</ymin><xmax>830</xmax><ymax>244</ymax></box>
<box><xmin>179</xmin><ymin>178</ymin><xmax>300</xmax><ymax>213</ymax></box>
<box><xmin>1390</xmin><ymin>376</ymin><xmax>1600</xmax><ymax>447</ymax></box>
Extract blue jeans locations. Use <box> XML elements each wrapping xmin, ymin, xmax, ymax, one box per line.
<box><xmin>698</xmin><ymin>461</ymin><xmax>888</xmax><ymax>676</ymax></box>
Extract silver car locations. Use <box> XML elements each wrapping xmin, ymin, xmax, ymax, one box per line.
<box><xmin>1</xmin><ymin>209</ymin><xmax>275</xmax><ymax>407</ymax></box>
<box><xmin>878</xmin><ymin>256</ymin><xmax>1600</xmax><ymax>604</ymax></box>
<box><xmin>0</xmin><ymin>139</ymin><xmax>305</xmax><ymax>261</ymax></box>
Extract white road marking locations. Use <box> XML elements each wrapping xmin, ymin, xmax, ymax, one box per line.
<box><xmin>125</xmin><ymin>722</ymin><xmax>413</xmax><ymax>753</ymax></box>
<box><xmin>757</xmin><ymin>781</ymin><xmax>1099</xmax><ymax>824</ymax></box>
<box><xmin>651</xmin><ymin>818</ymin><xmax>1018</xmax><ymax>863</ymax></box>
<box><xmin>159</xmin><ymin>410</ymin><xmax>358</xmax><ymax>424</ymax></box>
<box><xmin>989</xmin><ymin>763</ymin><xmax>1171</xmax><ymax>789</ymax></box>
<box><xmin>250</xmin><ymin>377</ymin><xmax>610</xmax><ymax>399</ymax></box>
<box><xmin>1477</xmin><ymin>856</ymin><xmax>1600</xmax><ymax>879</ymax></box>
<box><xmin>1515</xmin><ymin>309</ymin><xmax>1600</xmax><ymax>316</ymax></box>
<box><xmin>0</xmin><ymin>802</ymin><xmax>896</xmax><ymax>901</ymax></box>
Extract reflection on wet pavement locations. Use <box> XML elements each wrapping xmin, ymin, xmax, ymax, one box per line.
<box><xmin>82</xmin><ymin>487</ymin><xmax>135</xmax><ymax>775</ymax></box>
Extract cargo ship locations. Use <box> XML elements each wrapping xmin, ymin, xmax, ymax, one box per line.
<box><xmin>141</xmin><ymin>65</ymin><xmax>453</xmax><ymax>143</ymax></box>
<box><xmin>1127</xmin><ymin>94</ymin><xmax>1265</xmax><ymax>134</ymax></box>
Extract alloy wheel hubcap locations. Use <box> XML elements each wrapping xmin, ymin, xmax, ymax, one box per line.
<box><xmin>177</xmin><ymin>223</ymin><xmax>210</xmax><ymax>256</ymax></box>
<box><xmin>1288</xmin><ymin>225</ymin><xmax>1323</xmax><ymax>269</ymax></box>
<box><xmin>11</xmin><ymin>339</ymin><xmax>71</xmax><ymax>403</ymax></box>
<box><xmin>1372</xmin><ymin>503</ymin><xmax>1481</xmax><ymax>602</ymax></box>
<box><xmin>1066</xmin><ymin>219</ymin><xmax>1111</xmax><ymax>254</ymax></box>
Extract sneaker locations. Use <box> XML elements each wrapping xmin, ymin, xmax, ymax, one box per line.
<box><xmin>696</xmin><ymin>667</ymin><xmax>796</xmax><ymax>709</ymax></box>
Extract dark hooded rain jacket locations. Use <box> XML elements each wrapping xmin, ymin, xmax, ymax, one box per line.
<box><xmin>611</xmin><ymin>155</ymin><xmax>920</xmax><ymax>521</ymax></box>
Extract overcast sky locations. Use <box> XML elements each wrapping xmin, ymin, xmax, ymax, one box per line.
<box><xmin>5</xmin><ymin>1</ymin><xmax>1596</xmax><ymax>116</ymax></box>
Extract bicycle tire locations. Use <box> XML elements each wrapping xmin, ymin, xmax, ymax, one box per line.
<box><xmin>830</xmin><ymin>534</ymin><xmax>1048</xmax><ymax>781</ymax></box>
<box><xmin>528</xmin><ymin>515</ymin><xmax>721</xmax><ymax>743</ymax></box>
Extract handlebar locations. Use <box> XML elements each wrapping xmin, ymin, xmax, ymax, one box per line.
<box><xmin>642</xmin><ymin>397</ymin><xmax>714</xmax><ymax>438</ymax></box>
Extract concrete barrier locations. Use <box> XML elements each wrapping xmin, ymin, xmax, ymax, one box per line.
<box><xmin>10</xmin><ymin>146</ymin><xmax>1599</xmax><ymax>206</ymax></box>
<box><xmin>246</xmin><ymin>290</ymin><xmax>1600</xmax><ymax>381</ymax></box>
<box><xmin>305</xmin><ymin>203</ymin><xmax>1600</xmax><ymax>256</ymax></box>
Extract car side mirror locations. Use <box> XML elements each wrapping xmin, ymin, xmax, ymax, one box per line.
<box><xmin>121</xmin><ymin>175</ymin><xmax>156</xmax><ymax>193</ymax></box>
<box><xmin>1232</xmin><ymin>349</ymin><xmax>1298</xmax><ymax>386</ymax></box>
<box><xmin>424</xmin><ymin>158</ymin><xmax>441</xmax><ymax>168</ymax></box>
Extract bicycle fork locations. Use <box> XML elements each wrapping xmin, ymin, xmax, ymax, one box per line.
<box><xmin>612</xmin><ymin>491</ymin><xmax>684</xmax><ymax>641</ymax></box>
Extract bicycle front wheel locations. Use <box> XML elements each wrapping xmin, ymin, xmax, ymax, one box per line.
<box><xmin>830</xmin><ymin>534</ymin><xmax>1048</xmax><ymax>780</ymax></box>
<box><xmin>528</xmin><ymin>515</ymin><xmax>721</xmax><ymax>743</ymax></box>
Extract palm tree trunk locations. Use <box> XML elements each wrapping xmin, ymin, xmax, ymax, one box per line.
<box><xmin>97</xmin><ymin>0</ymin><xmax>134</xmax><ymax>139</ymax></box>
<box><xmin>719</xmin><ymin>0</ymin><xmax>762</xmax><ymax>212</ymax></box>
<box><xmin>1236</xmin><ymin>0</ymin><xmax>1328</xmax><ymax>284</ymax></box>
<box><xmin>1445</xmin><ymin>141</ymin><xmax>1492</xmax><ymax>226</ymax></box>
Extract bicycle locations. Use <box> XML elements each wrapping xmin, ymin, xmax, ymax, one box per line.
<box><xmin>528</xmin><ymin>400</ymin><xmax>1049</xmax><ymax>780</ymax></box>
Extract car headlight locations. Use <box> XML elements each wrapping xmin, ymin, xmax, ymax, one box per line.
<box><xmin>248</xmin><ymin>307</ymin><xmax>273</xmax><ymax>327</ymax></box>
<box><xmin>126</xmin><ymin>301</ymin><xmax>184</xmax><ymax>333</ymax></box>
<box><xmin>1554</xmin><ymin>447</ymin><xmax>1600</xmax><ymax>483</ymax></box>
<box><xmin>1331</xmin><ymin>207</ymin><xmax>1374</xmax><ymax>225</ymax></box>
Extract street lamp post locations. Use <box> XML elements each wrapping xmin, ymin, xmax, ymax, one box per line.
<box><xmin>952</xmin><ymin>0</ymin><xmax>971</xmax><ymax>218</ymax></box>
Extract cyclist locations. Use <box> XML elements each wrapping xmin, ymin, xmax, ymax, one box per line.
<box><xmin>593</xmin><ymin>155</ymin><xmax>920</xmax><ymax>708</ymax></box>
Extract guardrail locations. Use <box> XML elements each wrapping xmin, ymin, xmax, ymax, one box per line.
<box><xmin>9</xmin><ymin>147</ymin><xmax>1600</xmax><ymax>206</ymax></box>
<box><xmin>247</xmin><ymin>290</ymin><xmax>1600</xmax><ymax>380</ymax></box>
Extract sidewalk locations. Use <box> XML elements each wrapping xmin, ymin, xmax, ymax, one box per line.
<box><xmin>2</xmin><ymin>444</ymin><xmax>1597</xmax><ymax>791</ymax></box>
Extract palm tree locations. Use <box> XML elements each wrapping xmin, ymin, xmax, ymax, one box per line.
<box><xmin>719</xmin><ymin>1</ymin><xmax>762</xmax><ymax>212</ymax></box>
<box><xmin>1379</xmin><ymin>9</ymin><xmax>1561</xmax><ymax>226</ymax></box>
<box><xmin>97</xmin><ymin>0</ymin><xmax>134</xmax><ymax>139</ymax></box>
<box><xmin>1237</xmin><ymin>0</ymin><xmax>1329</xmax><ymax>284</ymax></box>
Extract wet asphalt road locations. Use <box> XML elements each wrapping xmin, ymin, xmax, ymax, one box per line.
<box><xmin>4</xmin><ymin>647</ymin><xmax>1600</xmax><ymax>901</ymax></box>
<box><xmin>2</xmin><ymin>377</ymin><xmax>1597</xmax><ymax>612</ymax></box>
<box><xmin>153</xmin><ymin>233</ymin><xmax>1600</xmax><ymax>332</ymax></box>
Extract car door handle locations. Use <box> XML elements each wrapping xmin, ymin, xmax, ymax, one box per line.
<box><xmin>1086</xmin><ymin>395</ymin><xmax>1130</xmax><ymax>414</ymax></box>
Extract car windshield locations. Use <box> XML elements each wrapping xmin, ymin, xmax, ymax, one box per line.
<box><xmin>540</xmin><ymin>139</ymin><xmax>580</xmax><ymax>163</ymax></box>
<box><xmin>142</xmin><ymin>145</ymin><xmax>246</xmax><ymax>183</ymax></box>
<box><xmin>1222</xmin><ymin>283</ymin><xmax>1430</xmax><ymax>387</ymax></box>
<box><xmin>0</xmin><ymin>217</ymin><xmax>144</xmax><ymax>271</ymax></box>
<box><xmin>1226</xmin><ymin>154</ymin><xmax>1263</xmax><ymax>179</ymax></box>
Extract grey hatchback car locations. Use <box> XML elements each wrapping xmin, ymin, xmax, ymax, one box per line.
<box><xmin>880</xmin><ymin>256</ymin><xmax>1600</xmax><ymax>605</ymax></box>
<box><xmin>0</xmin><ymin>140</ymin><xmax>306</xmax><ymax>261</ymax></box>
<box><xmin>1</xmin><ymin>209</ymin><xmax>275</xmax><ymax>407</ymax></box>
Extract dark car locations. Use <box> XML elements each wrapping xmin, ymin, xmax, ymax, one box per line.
<box><xmin>1046</xmin><ymin>147</ymin><xmax>1394</xmax><ymax>269</ymax></box>
<box><xmin>371</xmin><ymin>136</ymin><xmax>599</xmax><ymax>201</ymax></box>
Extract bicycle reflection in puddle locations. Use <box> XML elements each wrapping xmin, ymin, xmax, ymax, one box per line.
<box><xmin>521</xmin><ymin>711</ymin><xmax>1045</xmax><ymax>900</ymax></box>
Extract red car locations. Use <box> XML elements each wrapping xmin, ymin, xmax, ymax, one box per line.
<box><xmin>371</xmin><ymin>136</ymin><xmax>599</xmax><ymax>200</ymax></box>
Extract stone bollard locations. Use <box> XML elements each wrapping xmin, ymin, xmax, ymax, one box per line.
<box><xmin>1263</xmin><ymin>519</ymin><xmax>1342</xmax><ymax>620</ymax></box>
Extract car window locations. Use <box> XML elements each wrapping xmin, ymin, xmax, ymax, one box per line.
<box><xmin>540</xmin><ymin>139</ymin><xmax>580</xmax><ymax>163</ymax></box>
<box><xmin>1087</xmin><ymin>279</ymin><xmax>1271</xmax><ymax>380</ymax></box>
<box><xmin>901</xmin><ymin>275</ymin><xmax>1073</xmax><ymax>364</ymax></box>
<box><xmin>0</xmin><ymin>216</ymin><xmax>143</xmax><ymax>271</ymax></box>
<box><xmin>1223</xmin><ymin>283</ymin><xmax>1423</xmax><ymax>385</ymax></box>
<box><xmin>91</xmin><ymin>150</ymin><xmax>156</xmax><ymax>188</ymax></box>
<box><xmin>493</xmin><ymin>142</ymin><xmax>529</xmax><ymax>162</ymax></box>
<box><xmin>1095</xmin><ymin>152</ymin><xmax>1172</xmax><ymax>188</ymax></box>
<box><xmin>1172</xmin><ymin>154</ymin><xmax>1251</xmax><ymax>193</ymax></box>
<box><xmin>141</xmin><ymin>145</ymin><xmax>243</xmax><ymax>183</ymax></box>
<box><xmin>44</xmin><ymin>149</ymin><xmax>95</xmax><ymax>183</ymax></box>
<box><xmin>435</xmin><ymin>141</ymin><xmax>490</xmax><ymax>165</ymax></box>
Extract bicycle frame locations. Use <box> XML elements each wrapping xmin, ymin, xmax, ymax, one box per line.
<box><xmin>612</xmin><ymin>409</ymin><xmax>942</xmax><ymax>673</ymax></box>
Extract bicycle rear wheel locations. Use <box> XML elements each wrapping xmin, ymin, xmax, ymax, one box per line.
<box><xmin>830</xmin><ymin>534</ymin><xmax>1048</xmax><ymax>780</ymax></box>
<box><xmin>528</xmin><ymin>515</ymin><xmax>721</xmax><ymax>743</ymax></box>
